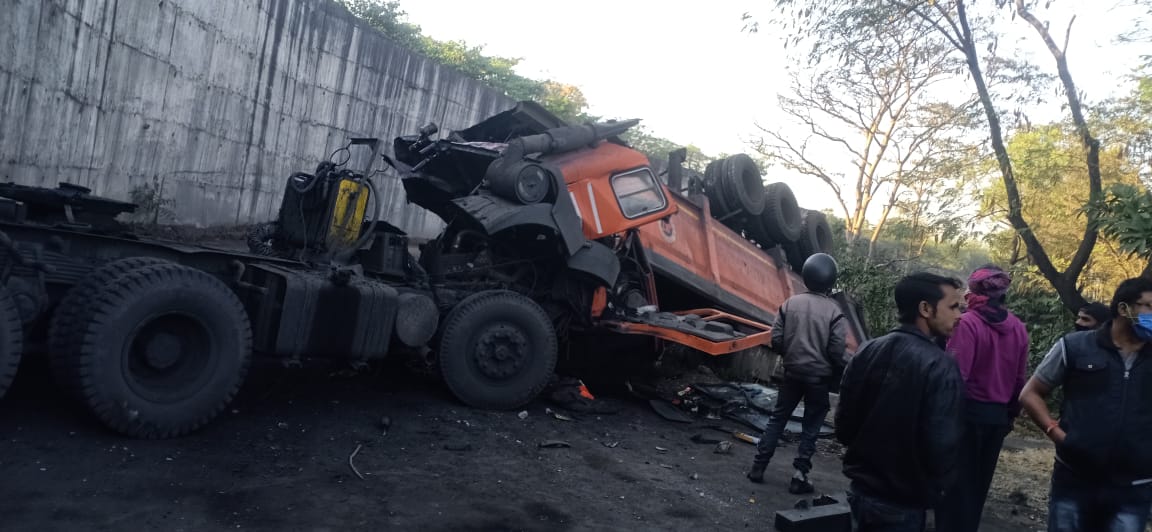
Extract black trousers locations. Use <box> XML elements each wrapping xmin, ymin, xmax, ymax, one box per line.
<box><xmin>753</xmin><ymin>377</ymin><xmax>830</xmax><ymax>474</ymax></box>
<box><xmin>934</xmin><ymin>400</ymin><xmax>1013</xmax><ymax>532</ymax></box>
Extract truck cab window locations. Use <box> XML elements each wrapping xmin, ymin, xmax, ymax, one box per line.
<box><xmin>611</xmin><ymin>168</ymin><xmax>667</xmax><ymax>219</ymax></box>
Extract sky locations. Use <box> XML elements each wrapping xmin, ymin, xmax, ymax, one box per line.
<box><xmin>395</xmin><ymin>0</ymin><xmax>1149</xmax><ymax>218</ymax></box>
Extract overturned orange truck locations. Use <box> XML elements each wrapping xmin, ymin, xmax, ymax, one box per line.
<box><xmin>394</xmin><ymin>101</ymin><xmax>868</xmax><ymax>402</ymax></box>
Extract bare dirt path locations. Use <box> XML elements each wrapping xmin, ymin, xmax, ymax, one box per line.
<box><xmin>1</xmin><ymin>356</ymin><xmax>1031</xmax><ymax>531</ymax></box>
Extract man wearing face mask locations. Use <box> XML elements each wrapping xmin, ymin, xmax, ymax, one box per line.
<box><xmin>1073</xmin><ymin>302</ymin><xmax>1109</xmax><ymax>332</ymax></box>
<box><xmin>1019</xmin><ymin>277</ymin><xmax>1152</xmax><ymax>532</ymax></box>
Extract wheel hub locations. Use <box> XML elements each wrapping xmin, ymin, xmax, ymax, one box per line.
<box><xmin>142</xmin><ymin>332</ymin><xmax>183</xmax><ymax>370</ymax></box>
<box><xmin>474</xmin><ymin>325</ymin><xmax>529</xmax><ymax>380</ymax></box>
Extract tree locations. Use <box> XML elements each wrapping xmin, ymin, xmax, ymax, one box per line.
<box><xmin>981</xmin><ymin>122</ymin><xmax>1145</xmax><ymax>298</ymax></box>
<box><xmin>621</xmin><ymin>126</ymin><xmax>716</xmax><ymax>174</ymax></box>
<box><xmin>761</xmin><ymin>0</ymin><xmax>1112</xmax><ymax>312</ymax></box>
<box><xmin>748</xmin><ymin>19</ymin><xmax>971</xmax><ymax>259</ymax></box>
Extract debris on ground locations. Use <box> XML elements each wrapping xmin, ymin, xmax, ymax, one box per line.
<box><xmin>517</xmin><ymin>411</ymin><xmax>528</xmax><ymax>420</ymax></box>
<box><xmin>714</xmin><ymin>441</ymin><xmax>733</xmax><ymax>454</ymax></box>
<box><xmin>546</xmin><ymin>377</ymin><xmax>619</xmax><ymax>415</ymax></box>
<box><xmin>348</xmin><ymin>444</ymin><xmax>365</xmax><ymax>480</ymax></box>
<box><xmin>643</xmin><ymin>380</ymin><xmax>836</xmax><ymax>438</ymax></box>
<box><xmin>774</xmin><ymin>493</ymin><xmax>852</xmax><ymax>532</ymax></box>
<box><xmin>648</xmin><ymin>399</ymin><xmax>694</xmax><ymax>423</ymax></box>
<box><xmin>545</xmin><ymin>408</ymin><xmax>576</xmax><ymax>422</ymax></box>
<box><xmin>538</xmin><ymin>440</ymin><xmax>571</xmax><ymax>449</ymax></box>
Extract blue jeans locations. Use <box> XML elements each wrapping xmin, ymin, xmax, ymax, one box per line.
<box><xmin>847</xmin><ymin>490</ymin><xmax>926</xmax><ymax>532</ymax></box>
<box><xmin>752</xmin><ymin>377</ymin><xmax>830</xmax><ymax>473</ymax></box>
<box><xmin>1048</xmin><ymin>463</ymin><xmax>1152</xmax><ymax>532</ymax></box>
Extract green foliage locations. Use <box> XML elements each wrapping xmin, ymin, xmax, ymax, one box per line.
<box><xmin>835</xmin><ymin>249</ymin><xmax>902</xmax><ymax>334</ymax></box>
<box><xmin>1005</xmin><ymin>273</ymin><xmax>1074</xmax><ymax>371</ymax></box>
<box><xmin>620</xmin><ymin>126</ymin><xmax>717</xmax><ymax>173</ymax></box>
<box><xmin>1093</xmin><ymin>183</ymin><xmax>1152</xmax><ymax>261</ymax></box>
<box><xmin>980</xmin><ymin>118</ymin><xmax>1147</xmax><ymax>296</ymax></box>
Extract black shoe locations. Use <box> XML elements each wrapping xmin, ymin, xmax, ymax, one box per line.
<box><xmin>789</xmin><ymin>477</ymin><xmax>815</xmax><ymax>494</ymax></box>
<box><xmin>746</xmin><ymin>463</ymin><xmax>767</xmax><ymax>484</ymax></box>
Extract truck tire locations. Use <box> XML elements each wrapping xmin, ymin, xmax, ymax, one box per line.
<box><xmin>752</xmin><ymin>182</ymin><xmax>803</xmax><ymax>245</ymax></box>
<box><xmin>49</xmin><ymin>256</ymin><xmax>170</xmax><ymax>401</ymax></box>
<box><xmin>717</xmin><ymin>154</ymin><xmax>766</xmax><ymax>218</ymax></box>
<box><xmin>72</xmin><ymin>263</ymin><xmax>253</xmax><ymax>439</ymax></box>
<box><xmin>796</xmin><ymin>210</ymin><xmax>834</xmax><ymax>258</ymax></box>
<box><xmin>438</xmin><ymin>290</ymin><xmax>558</xmax><ymax>410</ymax></box>
<box><xmin>703</xmin><ymin>160</ymin><xmax>733</xmax><ymax>216</ymax></box>
<box><xmin>0</xmin><ymin>289</ymin><xmax>24</xmax><ymax>400</ymax></box>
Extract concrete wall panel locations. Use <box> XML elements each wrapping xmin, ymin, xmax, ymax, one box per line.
<box><xmin>0</xmin><ymin>0</ymin><xmax>514</xmax><ymax>238</ymax></box>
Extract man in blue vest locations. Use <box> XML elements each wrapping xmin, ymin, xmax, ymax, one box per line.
<box><xmin>1019</xmin><ymin>277</ymin><xmax>1152</xmax><ymax>532</ymax></box>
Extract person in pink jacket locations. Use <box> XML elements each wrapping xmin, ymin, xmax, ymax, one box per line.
<box><xmin>934</xmin><ymin>265</ymin><xmax>1030</xmax><ymax>532</ymax></box>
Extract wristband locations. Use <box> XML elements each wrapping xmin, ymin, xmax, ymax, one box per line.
<box><xmin>1045</xmin><ymin>421</ymin><xmax>1060</xmax><ymax>435</ymax></box>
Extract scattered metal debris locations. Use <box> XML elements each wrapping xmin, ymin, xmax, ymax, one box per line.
<box><xmin>655</xmin><ymin>446</ymin><xmax>669</xmax><ymax>453</ymax></box>
<box><xmin>348</xmin><ymin>444</ymin><xmax>365</xmax><ymax>480</ymax></box>
<box><xmin>517</xmin><ymin>411</ymin><xmax>529</xmax><ymax>420</ymax></box>
<box><xmin>538</xmin><ymin>440</ymin><xmax>571</xmax><ymax>449</ymax></box>
<box><xmin>714</xmin><ymin>441</ymin><xmax>733</xmax><ymax>454</ymax></box>
<box><xmin>601</xmin><ymin>441</ymin><xmax>620</xmax><ymax>449</ymax></box>
<box><xmin>544</xmin><ymin>408</ymin><xmax>576</xmax><ymax>422</ymax></box>
<box><xmin>649</xmin><ymin>399</ymin><xmax>693</xmax><ymax>423</ymax></box>
<box><xmin>732</xmin><ymin>432</ymin><xmax>760</xmax><ymax>445</ymax></box>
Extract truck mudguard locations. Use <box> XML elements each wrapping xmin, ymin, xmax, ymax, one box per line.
<box><xmin>566</xmin><ymin>240</ymin><xmax>621</xmax><ymax>287</ymax></box>
<box><xmin>448</xmin><ymin>181</ymin><xmax>586</xmax><ymax>257</ymax></box>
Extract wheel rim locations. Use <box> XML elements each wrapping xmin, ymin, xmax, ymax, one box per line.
<box><xmin>472</xmin><ymin>323</ymin><xmax>530</xmax><ymax>381</ymax></box>
<box><xmin>122</xmin><ymin>312</ymin><xmax>214</xmax><ymax>403</ymax></box>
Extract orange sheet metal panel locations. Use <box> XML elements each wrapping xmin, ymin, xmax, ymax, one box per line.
<box><xmin>546</xmin><ymin>143</ymin><xmax>677</xmax><ymax>239</ymax></box>
<box><xmin>637</xmin><ymin>193</ymin><xmax>795</xmax><ymax>319</ymax></box>
<box><xmin>600</xmin><ymin>308</ymin><xmax>774</xmax><ymax>355</ymax></box>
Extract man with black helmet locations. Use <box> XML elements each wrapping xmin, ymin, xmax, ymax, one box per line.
<box><xmin>746</xmin><ymin>252</ymin><xmax>848</xmax><ymax>494</ymax></box>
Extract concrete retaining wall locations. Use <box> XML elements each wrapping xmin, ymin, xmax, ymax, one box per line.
<box><xmin>0</xmin><ymin>0</ymin><xmax>513</xmax><ymax>239</ymax></box>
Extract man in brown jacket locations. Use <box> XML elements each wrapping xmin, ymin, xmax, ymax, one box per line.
<box><xmin>746</xmin><ymin>252</ymin><xmax>847</xmax><ymax>494</ymax></box>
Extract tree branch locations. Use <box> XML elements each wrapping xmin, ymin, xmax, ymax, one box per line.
<box><xmin>1016</xmin><ymin>0</ymin><xmax>1102</xmax><ymax>289</ymax></box>
<box><xmin>1063</xmin><ymin>14</ymin><xmax>1077</xmax><ymax>54</ymax></box>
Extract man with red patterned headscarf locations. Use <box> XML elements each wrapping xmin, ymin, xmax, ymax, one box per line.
<box><xmin>934</xmin><ymin>265</ymin><xmax>1030</xmax><ymax>532</ymax></box>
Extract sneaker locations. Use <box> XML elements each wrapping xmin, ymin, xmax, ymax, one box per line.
<box><xmin>789</xmin><ymin>477</ymin><xmax>815</xmax><ymax>494</ymax></box>
<box><xmin>746</xmin><ymin>464</ymin><xmax>766</xmax><ymax>484</ymax></box>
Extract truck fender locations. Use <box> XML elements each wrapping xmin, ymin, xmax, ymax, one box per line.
<box><xmin>448</xmin><ymin>193</ymin><xmax>585</xmax><ymax>256</ymax></box>
<box><xmin>566</xmin><ymin>240</ymin><xmax>621</xmax><ymax>287</ymax></box>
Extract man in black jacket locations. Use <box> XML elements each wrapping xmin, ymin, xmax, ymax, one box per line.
<box><xmin>836</xmin><ymin>272</ymin><xmax>965</xmax><ymax>532</ymax></box>
<box><xmin>1019</xmin><ymin>277</ymin><xmax>1152</xmax><ymax>532</ymax></box>
<box><xmin>746</xmin><ymin>253</ymin><xmax>848</xmax><ymax>494</ymax></box>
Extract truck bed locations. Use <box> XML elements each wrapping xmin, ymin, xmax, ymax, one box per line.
<box><xmin>637</xmin><ymin>191</ymin><xmax>866</xmax><ymax>352</ymax></box>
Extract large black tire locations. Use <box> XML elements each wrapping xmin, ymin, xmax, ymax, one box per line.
<box><xmin>70</xmin><ymin>263</ymin><xmax>253</xmax><ymax>438</ymax></box>
<box><xmin>704</xmin><ymin>154</ymin><xmax>766</xmax><ymax>219</ymax></box>
<box><xmin>703</xmin><ymin>160</ymin><xmax>733</xmax><ymax>216</ymax></box>
<box><xmin>49</xmin><ymin>256</ymin><xmax>170</xmax><ymax>401</ymax></box>
<box><xmin>245</xmin><ymin>222</ymin><xmax>280</xmax><ymax>256</ymax></box>
<box><xmin>0</xmin><ymin>289</ymin><xmax>24</xmax><ymax>400</ymax></box>
<box><xmin>752</xmin><ymin>182</ymin><xmax>803</xmax><ymax>245</ymax></box>
<box><xmin>783</xmin><ymin>241</ymin><xmax>806</xmax><ymax>273</ymax></box>
<box><xmin>796</xmin><ymin>210</ymin><xmax>835</xmax><ymax>258</ymax></box>
<box><xmin>438</xmin><ymin>290</ymin><xmax>558</xmax><ymax>410</ymax></box>
<box><xmin>718</xmin><ymin>154</ymin><xmax>766</xmax><ymax>217</ymax></box>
